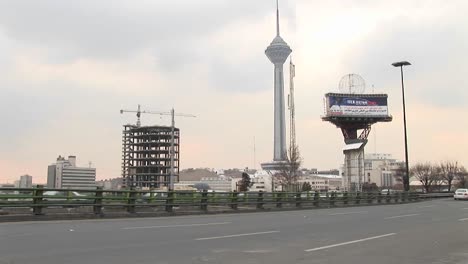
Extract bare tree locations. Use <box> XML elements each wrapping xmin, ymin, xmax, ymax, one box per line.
<box><xmin>274</xmin><ymin>144</ymin><xmax>302</xmax><ymax>190</ymax></box>
<box><xmin>439</xmin><ymin>161</ymin><xmax>460</xmax><ymax>192</ymax></box>
<box><xmin>456</xmin><ymin>166</ymin><xmax>467</xmax><ymax>188</ymax></box>
<box><xmin>431</xmin><ymin>165</ymin><xmax>445</xmax><ymax>192</ymax></box>
<box><xmin>392</xmin><ymin>163</ymin><xmax>406</xmax><ymax>186</ymax></box>
<box><xmin>411</xmin><ymin>162</ymin><xmax>438</xmax><ymax>193</ymax></box>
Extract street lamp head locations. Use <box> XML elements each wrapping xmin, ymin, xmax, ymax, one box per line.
<box><xmin>392</xmin><ymin>61</ymin><xmax>411</xmax><ymax>67</ymax></box>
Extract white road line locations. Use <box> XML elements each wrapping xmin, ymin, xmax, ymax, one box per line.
<box><xmin>195</xmin><ymin>230</ymin><xmax>280</xmax><ymax>241</ymax></box>
<box><xmin>384</xmin><ymin>214</ymin><xmax>419</xmax><ymax>219</ymax></box>
<box><xmin>328</xmin><ymin>211</ymin><xmax>368</xmax><ymax>216</ymax></box>
<box><xmin>122</xmin><ymin>222</ymin><xmax>231</xmax><ymax>230</ymax></box>
<box><xmin>304</xmin><ymin>233</ymin><xmax>396</xmax><ymax>252</ymax></box>
<box><xmin>419</xmin><ymin>205</ymin><xmax>435</xmax><ymax>208</ymax></box>
<box><xmin>459</xmin><ymin>218</ymin><xmax>468</xmax><ymax>221</ymax></box>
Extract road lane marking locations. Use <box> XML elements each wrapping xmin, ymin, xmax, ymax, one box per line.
<box><xmin>459</xmin><ymin>218</ymin><xmax>468</xmax><ymax>221</ymax></box>
<box><xmin>419</xmin><ymin>205</ymin><xmax>435</xmax><ymax>208</ymax></box>
<box><xmin>195</xmin><ymin>230</ymin><xmax>279</xmax><ymax>241</ymax></box>
<box><xmin>122</xmin><ymin>222</ymin><xmax>231</xmax><ymax>230</ymax></box>
<box><xmin>384</xmin><ymin>214</ymin><xmax>419</xmax><ymax>219</ymax></box>
<box><xmin>328</xmin><ymin>211</ymin><xmax>368</xmax><ymax>216</ymax></box>
<box><xmin>304</xmin><ymin>233</ymin><xmax>396</xmax><ymax>252</ymax></box>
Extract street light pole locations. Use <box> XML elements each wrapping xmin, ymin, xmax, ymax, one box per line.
<box><xmin>392</xmin><ymin>61</ymin><xmax>411</xmax><ymax>192</ymax></box>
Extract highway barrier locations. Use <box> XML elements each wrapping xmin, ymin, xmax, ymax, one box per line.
<box><xmin>0</xmin><ymin>186</ymin><xmax>453</xmax><ymax>221</ymax></box>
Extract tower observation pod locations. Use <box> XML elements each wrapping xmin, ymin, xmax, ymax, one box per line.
<box><xmin>322</xmin><ymin>74</ymin><xmax>392</xmax><ymax>191</ymax></box>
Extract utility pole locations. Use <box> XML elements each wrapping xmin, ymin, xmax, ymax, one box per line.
<box><xmin>392</xmin><ymin>61</ymin><xmax>412</xmax><ymax>192</ymax></box>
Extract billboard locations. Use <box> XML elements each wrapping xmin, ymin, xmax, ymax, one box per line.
<box><xmin>325</xmin><ymin>94</ymin><xmax>389</xmax><ymax>117</ymax></box>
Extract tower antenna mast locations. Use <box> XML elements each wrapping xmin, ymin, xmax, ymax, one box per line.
<box><xmin>276</xmin><ymin>0</ymin><xmax>280</xmax><ymax>36</ymax></box>
<box><xmin>289</xmin><ymin>57</ymin><xmax>296</xmax><ymax>150</ymax></box>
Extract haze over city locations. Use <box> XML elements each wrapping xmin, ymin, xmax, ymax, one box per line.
<box><xmin>1</xmin><ymin>0</ymin><xmax>468</xmax><ymax>183</ymax></box>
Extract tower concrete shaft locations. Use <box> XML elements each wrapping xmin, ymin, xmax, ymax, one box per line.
<box><xmin>265</xmin><ymin>1</ymin><xmax>291</xmax><ymax>161</ymax></box>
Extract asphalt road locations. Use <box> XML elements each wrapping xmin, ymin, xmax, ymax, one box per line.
<box><xmin>1</xmin><ymin>199</ymin><xmax>467</xmax><ymax>264</ymax></box>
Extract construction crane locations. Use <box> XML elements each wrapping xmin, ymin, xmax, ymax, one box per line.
<box><xmin>120</xmin><ymin>105</ymin><xmax>196</xmax><ymax>190</ymax></box>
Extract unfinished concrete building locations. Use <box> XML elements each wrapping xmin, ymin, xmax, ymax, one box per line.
<box><xmin>122</xmin><ymin>125</ymin><xmax>180</xmax><ymax>189</ymax></box>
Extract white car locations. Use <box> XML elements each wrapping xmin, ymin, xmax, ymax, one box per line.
<box><xmin>454</xmin><ymin>189</ymin><xmax>468</xmax><ymax>200</ymax></box>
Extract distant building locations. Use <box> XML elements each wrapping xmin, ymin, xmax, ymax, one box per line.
<box><xmin>19</xmin><ymin>175</ymin><xmax>33</xmax><ymax>188</ymax></box>
<box><xmin>47</xmin><ymin>155</ymin><xmax>96</xmax><ymax>189</ymax></box>
<box><xmin>96</xmin><ymin>178</ymin><xmax>123</xmax><ymax>190</ymax></box>
<box><xmin>299</xmin><ymin>174</ymin><xmax>343</xmax><ymax>191</ymax></box>
<box><xmin>364</xmin><ymin>153</ymin><xmax>404</xmax><ymax>188</ymax></box>
<box><xmin>122</xmin><ymin>125</ymin><xmax>180</xmax><ymax>189</ymax></box>
<box><xmin>199</xmin><ymin>176</ymin><xmax>232</xmax><ymax>192</ymax></box>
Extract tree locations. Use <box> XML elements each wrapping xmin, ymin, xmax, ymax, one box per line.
<box><xmin>274</xmin><ymin>144</ymin><xmax>302</xmax><ymax>189</ymax></box>
<box><xmin>411</xmin><ymin>162</ymin><xmax>438</xmax><ymax>193</ymax></box>
<box><xmin>393</xmin><ymin>163</ymin><xmax>406</xmax><ymax>185</ymax></box>
<box><xmin>193</xmin><ymin>182</ymin><xmax>210</xmax><ymax>191</ymax></box>
<box><xmin>301</xmin><ymin>182</ymin><xmax>312</xmax><ymax>192</ymax></box>
<box><xmin>439</xmin><ymin>161</ymin><xmax>460</xmax><ymax>192</ymax></box>
<box><xmin>362</xmin><ymin>182</ymin><xmax>379</xmax><ymax>192</ymax></box>
<box><xmin>456</xmin><ymin>166</ymin><xmax>467</xmax><ymax>188</ymax></box>
<box><xmin>238</xmin><ymin>172</ymin><xmax>253</xmax><ymax>192</ymax></box>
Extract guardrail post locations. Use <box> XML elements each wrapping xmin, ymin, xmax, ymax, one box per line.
<box><xmin>165</xmin><ymin>191</ymin><xmax>174</xmax><ymax>212</ymax></box>
<box><xmin>93</xmin><ymin>187</ymin><xmax>103</xmax><ymax>215</ymax></box>
<box><xmin>230</xmin><ymin>191</ymin><xmax>238</xmax><ymax>210</ymax></box>
<box><xmin>386</xmin><ymin>192</ymin><xmax>391</xmax><ymax>203</ymax></box>
<box><xmin>377</xmin><ymin>192</ymin><xmax>382</xmax><ymax>204</ymax></box>
<box><xmin>200</xmin><ymin>190</ymin><xmax>208</xmax><ymax>211</ymax></box>
<box><xmin>330</xmin><ymin>192</ymin><xmax>336</xmax><ymax>207</ymax></box>
<box><xmin>257</xmin><ymin>191</ymin><xmax>264</xmax><ymax>209</ymax></box>
<box><xmin>355</xmin><ymin>192</ymin><xmax>361</xmax><ymax>204</ymax></box>
<box><xmin>393</xmin><ymin>193</ymin><xmax>399</xmax><ymax>203</ymax></box>
<box><xmin>402</xmin><ymin>191</ymin><xmax>408</xmax><ymax>202</ymax></box>
<box><xmin>295</xmin><ymin>192</ymin><xmax>302</xmax><ymax>208</ymax></box>
<box><xmin>313</xmin><ymin>191</ymin><xmax>320</xmax><ymax>207</ymax></box>
<box><xmin>33</xmin><ymin>185</ymin><xmax>44</xmax><ymax>215</ymax></box>
<box><xmin>367</xmin><ymin>192</ymin><xmax>373</xmax><ymax>204</ymax></box>
<box><xmin>343</xmin><ymin>192</ymin><xmax>348</xmax><ymax>205</ymax></box>
<box><xmin>127</xmin><ymin>188</ymin><xmax>136</xmax><ymax>213</ymax></box>
<box><xmin>276</xmin><ymin>192</ymin><xmax>282</xmax><ymax>208</ymax></box>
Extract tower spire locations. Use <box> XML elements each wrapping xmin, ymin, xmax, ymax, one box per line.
<box><xmin>276</xmin><ymin>0</ymin><xmax>280</xmax><ymax>36</ymax></box>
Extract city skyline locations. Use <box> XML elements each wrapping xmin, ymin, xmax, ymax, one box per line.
<box><xmin>1</xmin><ymin>0</ymin><xmax>468</xmax><ymax>183</ymax></box>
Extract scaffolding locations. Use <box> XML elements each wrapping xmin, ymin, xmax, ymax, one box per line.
<box><xmin>122</xmin><ymin>125</ymin><xmax>180</xmax><ymax>189</ymax></box>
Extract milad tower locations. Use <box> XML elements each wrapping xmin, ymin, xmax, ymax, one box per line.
<box><xmin>261</xmin><ymin>0</ymin><xmax>292</xmax><ymax>171</ymax></box>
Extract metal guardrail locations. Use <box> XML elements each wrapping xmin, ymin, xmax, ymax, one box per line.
<box><xmin>0</xmin><ymin>186</ymin><xmax>450</xmax><ymax>217</ymax></box>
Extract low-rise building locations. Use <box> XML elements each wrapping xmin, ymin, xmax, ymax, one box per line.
<box><xmin>19</xmin><ymin>175</ymin><xmax>33</xmax><ymax>188</ymax></box>
<box><xmin>299</xmin><ymin>174</ymin><xmax>343</xmax><ymax>191</ymax></box>
<box><xmin>47</xmin><ymin>155</ymin><xmax>96</xmax><ymax>189</ymax></box>
<box><xmin>364</xmin><ymin>153</ymin><xmax>404</xmax><ymax>188</ymax></box>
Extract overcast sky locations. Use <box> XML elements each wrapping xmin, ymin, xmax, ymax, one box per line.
<box><xmin>1</xmin><ymin>0</ymin><xmax>467</xmax><ymax>183</ymax></box>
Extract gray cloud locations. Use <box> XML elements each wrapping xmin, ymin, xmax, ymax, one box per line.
<box><xmin>0</xmin><ymin>0</ymin><xmax>295</xmax><ymax>93</ymax></box>
<box><xmin>0</xmin><ymin>1</ymin><xmax>285</xmax><ymax>60</ymax></box>
<box><xmin>343</xmin><ymin>14</ymin><xmax>468</xmax><ymax>107</ymax></box>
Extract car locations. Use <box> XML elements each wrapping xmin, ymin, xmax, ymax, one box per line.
<box><xmin>381</xmin><ymin>189</ymin><xmax>397</xmax><ymax>195</ymax></box>
<box><xmin>454</xmin><ymin>188</ymin><xmax>468</xmax><ymax>200</ymax></box>
<box><xmin>42</xmin><ymin>191</ymin><xmax>88</xmax><ymax>201</ymax></box>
